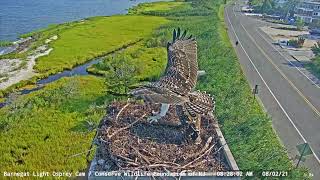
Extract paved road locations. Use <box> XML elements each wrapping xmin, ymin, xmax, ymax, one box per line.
<box><xmin>225</xmin><ymin>1</ymin><xmax>320</xmax><ymax>178</ymax></box>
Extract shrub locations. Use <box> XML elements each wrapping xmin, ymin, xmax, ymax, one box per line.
<box><xmin>288</xmin><ymin>36</ymin><xmax>305</xmax><ymax>48</ymax></box>
<box><xmin>312</xmin><ymin>41</ymin><xmax>320</xmax><ymax>56</ymax></box>
<box><xmin>104</xmin><ymin>54</ymin><xmax>138</xmax><ymax>95</ymax></box>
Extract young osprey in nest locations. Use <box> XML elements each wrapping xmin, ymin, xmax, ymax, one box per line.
<box><xmin>131</xmin><ymin>28</ymin><xmax>215</xmax><ymax>143</ymax></box>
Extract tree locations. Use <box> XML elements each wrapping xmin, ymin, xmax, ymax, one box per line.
<box><xmin>261</xmin><ymin>0</ymin><xmax>273</xmax><ymax>14</ymax></box>
<box><xmin>282</xmin><ymin>0</ymin><xmax>300</xmax><ymax>18</ymax></box>
<box><xmin>312</xmin><ymin>41</ymin><xmax>320</xmax><ymax>56</ymax></box>
<box><xmin>295</xmin><ymin>17</ymin><xmax>304</xmax><ymax>31</ymax></box>
<box><xmin>62</xmin><ymin>78</ymin><xmax>80</xmax><ymax>99</ymax></box>
<box><xmin>249</xmin><ymin>0</ymin><xmax>276</xmax><ymax>14</ymax></box>
<box><xmin>252</xmin><ymin>0</ymin><xmax>300</xmax><ymax>16</ymax></box>
<box><xmin>104</xmin><ymin>54</ymin><xmax>138</xmax><ymax>95</ymax></box>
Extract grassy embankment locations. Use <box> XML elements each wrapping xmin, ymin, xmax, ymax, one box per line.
<box><xmin>305</xmin><ymin>41</ymin><xmax>320</xmax><ymax>79</ymax></box>
<box><xmin>0</xmin><ymin>0</ymin><xmax>309</xmax><ymax>178</ymax></box>
<box><xmin>305</xmin><ymin>57</ymin><xmax>320</xmax><ymax>79</ymax></box>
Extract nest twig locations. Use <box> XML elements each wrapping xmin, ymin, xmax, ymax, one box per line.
<box><xmin>115</xmin><ymin>102</ymin><xmax>131</xmax><ymax>121</ymax></box>
<box><xmin>108</xmin><ymin>113</ymin><xmax>146</xmax><ymax>139</ymax></box>
<box><xmin>93</xmin><ymin>101</ymin><xmax>228</xmax><ymax>173</ymax></box>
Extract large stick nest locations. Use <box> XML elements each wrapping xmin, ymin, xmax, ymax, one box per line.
<box><xmin>93</xmin><ymin>101</ymin><xmax>228</xmax><ymax>173</ymax></box>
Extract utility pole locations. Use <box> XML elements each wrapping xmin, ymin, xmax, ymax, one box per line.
<box><xmin>295</xmin><ymin>142</ymin><xmax>312</xmax><ymax>168</ymax></box>
<box><xmin>252</xmin><ymin>85</ymin><xmax>259</xmax><ymax>99</ymax></box>
<box><xmin>296</xmin><ymin>143</ymin><xmax>307</xmax><ymax>168</ymax></box>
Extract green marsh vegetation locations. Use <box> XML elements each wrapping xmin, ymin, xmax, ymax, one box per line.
<box><xmin>87</xmin><ymin>41</ymin><xmax>167</xmax><ymax>82</ymax></box>
<box><xmin>128</xmin><ymin>1</ymin><xmax>191</xmax><ymax>15</ymax></box>
<box><xmin>99</xmin><ymin>54</ymin><xmax>163</xmax><ymax>95</ymax></box>
<box><xmin>0</xmin><ymin>0</ymin><xmax>309</xmax><ymax>177</ymax></box>
<box><xmin>34</xmin><ymin>16</ymin><xmax>169</xmax><ymax>74</ymax></box>
<box><xmin>0</xmin><ymin>76</ymin><xmax>108</xmax><ymax>172</ymax></box>
<box><xmin>0</xmin><ymin>41</ymin><xmax>13</xmax><ymax>47</ymax></box>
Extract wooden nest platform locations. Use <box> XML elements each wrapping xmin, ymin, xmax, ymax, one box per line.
<box><xmin>89</xmin><ymin>101</ymin><xmax>237</xmax><ymax>176</ymax></box>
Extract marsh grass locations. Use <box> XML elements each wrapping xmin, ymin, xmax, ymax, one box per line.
<box><xmin>128</xmin><ymin>1</ymin><xmax>191</xmax><ymax>15</ymax></box>
<box><xmin>0</xmin><ymin>41</ymin><xmax>13</xmax><ymax>47</ymax></box>
<box><xmin>87</xmin><ymin>41</ymin><xmax>167</xmax><ymax>82</ymax></box>
<box><xmin>0</xmin><ymin>76</ymin><xmax>108</xmax><ymax>172</ymax></box>
<box><xmin>34</xmin><ymin>16</ymin><xmax>169</xmax><ymax>75</ymax></box>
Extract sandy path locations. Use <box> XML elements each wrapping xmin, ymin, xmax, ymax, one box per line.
<box><xmin>0</xmin><ymin>46</ymin><xmax>52</xmax><ymax>90</ymax></box>
<box><xmin>0</xmin><ymin>35</ymin><xmax>58</xmax><ymax>90</ymax></box>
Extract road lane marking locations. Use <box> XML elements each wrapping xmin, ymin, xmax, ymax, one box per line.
<box><xmin>256</xmin><ymin>29</ymin><xmax>320</xmax><ymax>89</ymax></box>
<box><xmin>226</xmin><ymin>4</ymin><xmax>320</xmax><ymax>165</ymax></box>
<box><xmin>239</xmin><ymin>22</ymin><xmax>320</xmax><ymax>117</ymax></box>
<box><xmin>231</xmin><ymin>5</ymin><xmax>320</xmax><ymax>118</ymax></box>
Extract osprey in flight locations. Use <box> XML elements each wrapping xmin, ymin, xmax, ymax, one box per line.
<box><xmin>131</xmin><ymin>28</ymin><xmax>215</xmax><ymax>143</ymax></box>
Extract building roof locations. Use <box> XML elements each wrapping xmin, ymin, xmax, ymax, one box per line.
<box><xmin>303</xmin><ymin>1</ymin><xmax>320</xmax><ymax>5</ymax></box>
<box><xmin>296</xmin><ymin>7</ymin><xmax>314</xmax><ymax>11</ymax></box>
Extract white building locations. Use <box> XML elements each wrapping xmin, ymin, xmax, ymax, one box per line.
<box><xmin>294</xmin><ymin>0</ymin><xmax>320</xmax><ymax>23</ymax></box>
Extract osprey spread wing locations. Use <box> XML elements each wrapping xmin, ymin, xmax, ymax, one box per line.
<box><xmin>131</xmin><ymin>28</ymin><xmax>214</xmax><ymax>115</ymax></box>
<box><xmin>131</xmin><ymin>28</ymin><xmax>215</xmax><ymax>143</ymax></box>
<box><xmin>132</xmin><ymin>29</ymin><xmax>197</xmax><ymax>102</ymax></box>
